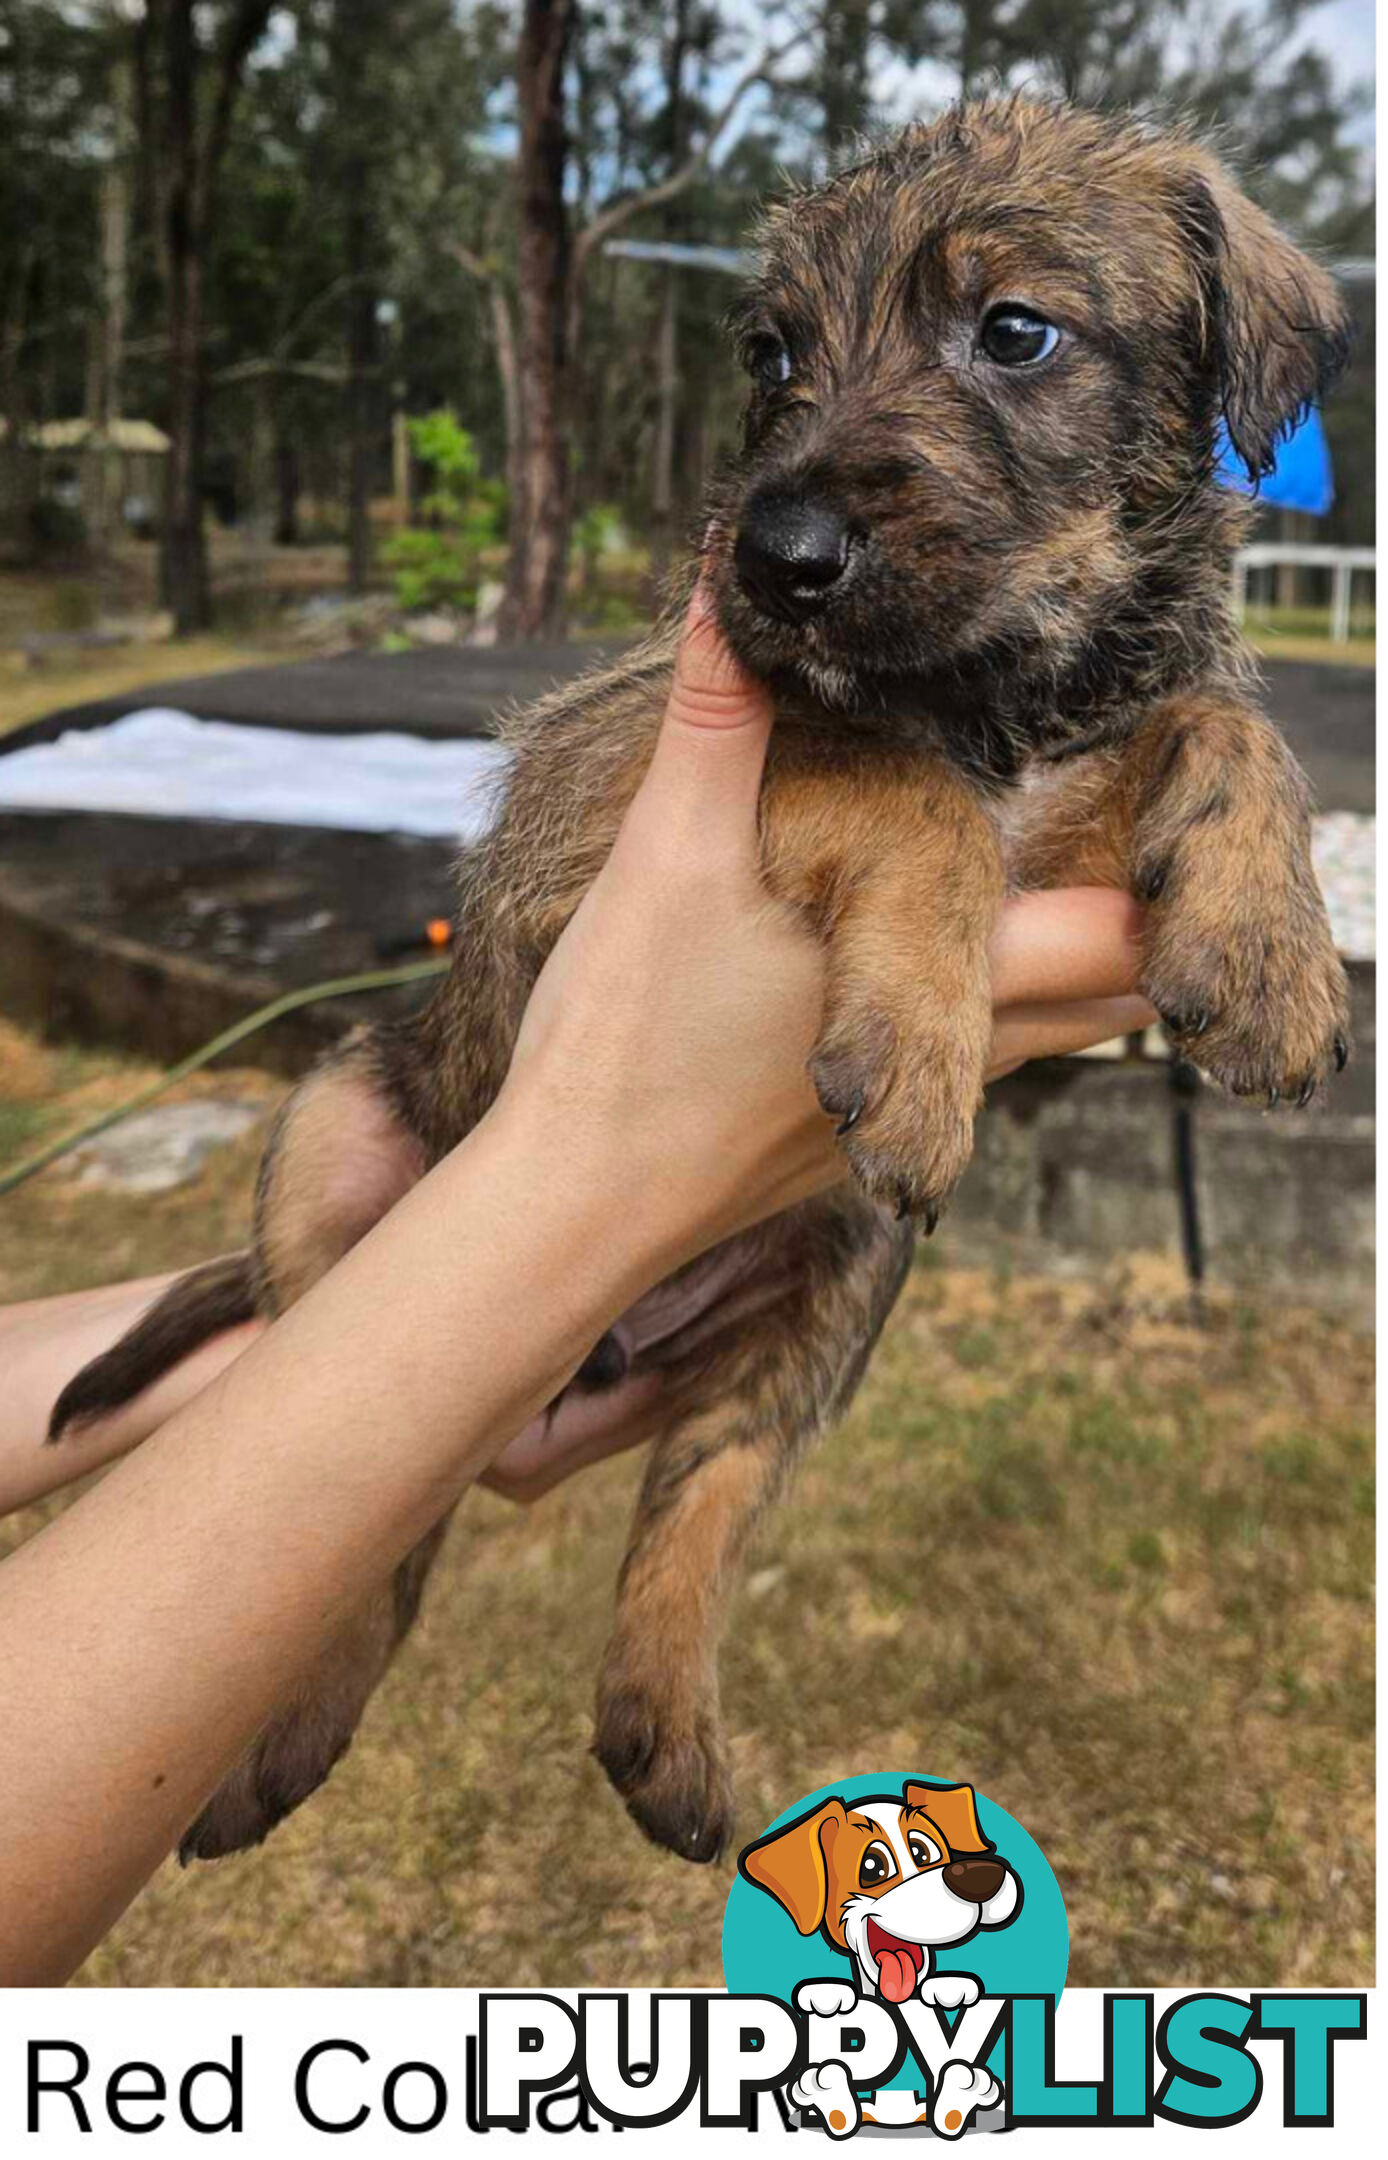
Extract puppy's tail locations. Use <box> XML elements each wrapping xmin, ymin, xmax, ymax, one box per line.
<box><xmin>47</xmin><ymin>1252</ymin><xmax>257</xmax><ymax>1444</ymax></box>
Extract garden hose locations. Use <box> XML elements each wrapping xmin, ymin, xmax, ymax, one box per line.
<box><xmin>0</xmin><ymin>958</ymin><xmax>449</xmax><ymax>1200</ymax></box>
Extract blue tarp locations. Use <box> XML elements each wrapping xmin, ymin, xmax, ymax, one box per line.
<box><xmin>1216</xmin><ymin>404</ymin><xmax>1335</xmax><ymax>515</ymax></box>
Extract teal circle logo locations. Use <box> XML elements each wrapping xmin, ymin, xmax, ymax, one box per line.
<box><xmin>723</xmin><ymin>1772</ymin><xmax>1066</xmax><ymax>2111</ymax></box>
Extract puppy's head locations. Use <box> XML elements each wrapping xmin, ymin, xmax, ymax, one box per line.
<box><xmin>740</xmin><ymin>1781</ymin><xmax>1021</xmax><ymax>2001</ymax></box>
<box><xmin>707</xmin><ymin>98</ymin><xmax>1349</xmax><ymax>739</ymax></box>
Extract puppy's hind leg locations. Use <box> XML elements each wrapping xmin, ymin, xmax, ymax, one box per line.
<box><xmin>595</xmin><ymin>1195</ymin><xmax>911</xmax><ymax>1863</ymax></box>
<box><xmin>180</xmin><ymin>1520</ymin><xmax>448</xmax><ymax>1861</ymax></box>
<box><xmin>180</xmin><ymin>1039</ymin><xmax>446</xmax><ymax>1862</ymax></box>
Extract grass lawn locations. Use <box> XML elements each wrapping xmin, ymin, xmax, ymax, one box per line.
<box><xmin>0</xmin><ymin>636</ymin><xmax>286</xmax><ymax>739</ymax></box>
<box><xmin>0</xmin><ymin>1017</ymin><xmax>1374</xmax><ymax>1990</ymax></box>
<box><xmin>1244</xmin><ymin>604</ymin><xmax>1375</xmax><ymax>670</ymax></box>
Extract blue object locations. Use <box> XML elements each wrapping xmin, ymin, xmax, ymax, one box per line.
<box><xmin>1217</xmin><ymin>404</ymin><xmax>1335</xmax><ymax>514</ymax></box>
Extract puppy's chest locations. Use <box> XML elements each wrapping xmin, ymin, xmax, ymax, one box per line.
<box><xmin>993</xmin><ymin>751</ymin><xmax>1125</xmax><ymax>891</ymax></box>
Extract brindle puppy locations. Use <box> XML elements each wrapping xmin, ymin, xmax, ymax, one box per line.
<box><xmin>52</xmin><ymin>99</ymin><xmax>1350</xmax><ymax>1867</ymax></box>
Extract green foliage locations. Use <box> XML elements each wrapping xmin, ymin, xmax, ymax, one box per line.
<box><xmin>382</xmin><ymin>410</ymin><xmax>503</xmax><ymax>612</ymax></box>
<box><xmin>407</xmin><ymin>408</ymin><xmax>480</xmax><ymax>488</ymax></box>
<box><xmin>571</xmin><ymin>500</ymin><xmax>624</xmax><ymax>584</ymax></box>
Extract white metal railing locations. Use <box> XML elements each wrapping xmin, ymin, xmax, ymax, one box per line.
<box><xmin>1234</xmin><ymin>543</ymin><xmax>1376</xmax><ymax>644</ymax></box>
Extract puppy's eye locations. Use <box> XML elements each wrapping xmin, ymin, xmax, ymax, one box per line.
<box><xmin>745</xmin><ymin>333</ymin><xmax>793</xmax><ymax>389</ymax></box>
<box><xmin>859</xmin><ymin>1842</ymin><xmax>896</xmax><ymax>1889</ymax></box>
<box><xmin>979</xmin><ymin>305</ymin><xmax>1061</xmax><ymax>367</ymax></box>
<box><xmin>907</xmin><ymin>1831</ymin><xmax>941</xmax><ymax>1869</ymax></box>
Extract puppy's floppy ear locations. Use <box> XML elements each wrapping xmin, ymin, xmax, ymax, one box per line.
<box><xmin>1177</xmin><ymin>153</ymin><xmax>1351</xmax><ymax>483</ymax></box>
<box><xmin>740</xmin><ymin>1799</ymin><xmax>847</xmax><ymax>1934</ymax></box>
<box><xmin>905</xmin><ymin>1780</ymin><xmax>992</xmax><ymax>1857</ymax></box>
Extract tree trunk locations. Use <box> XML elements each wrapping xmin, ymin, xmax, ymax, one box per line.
<box><xmin>149</xmin><ymin>0</ymin><xmax>272</xmax><ymax>634</ymax></box>
<box><xmin>345</xmin><ymin>253</ymin><xmax>375</xmax><ymax>595</ymax></box>
<box><xmin>0</xmin><ymin>256</ymin><xmax>38</xmax><ymax>550</ymax></box>
<box><xmin>336</xmin><ymin>0</ymin><xmax>376</xmax><ymax>596</ymax></box>
<box><xmin>649</xmin><ymin>271</ymin><xmax>679</xmax><ymax>585</ymax></box>
<box><xmin>487</xmin><ymin>276</ymin><xmax>525</xmax><ymax>534</ymax></box>
<box><xmin>821</xmin><ymin>0</ymin><xmax>871</xmax><ymax>167</ymax></box>
<box><xmin>274</xmin><ymin>430</ymin><xmax>300</xmax><ymax>545</ymax></box>
<box><xmin>648</xmin><ymin>0</ymin><xmax>690</xmax><ymax>588</ymax></box>
<box><xmin>162</xmin><ymin>238</ymin><xmax>210</xmax><ymax>630</ymax></box>
<box><xmin>86</xmin><ymin>60</ymin><xmax>132</xmax><ymax>551</ymax></box>
<box><xmin>94</xmin><ymin>61</ymin><xmax>131</xmax><ymax>434</ymax></box>
<box><xmin>498</xmin><ymin>0</ymin><xmax>573</xmax><ymax>644</ymax></box>
<box><xmin>160</xmin><ymin>0</ymin><xmax>210</xmax><ymax>632</ymax></box>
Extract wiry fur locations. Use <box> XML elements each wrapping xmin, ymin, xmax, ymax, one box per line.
<box><xmin>52</xmin><ymin>99</ymin><xmax>1350</xmax><ymax>1867</ymax></box>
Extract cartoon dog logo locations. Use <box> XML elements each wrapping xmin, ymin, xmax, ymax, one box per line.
<box><xmin>739</xmin><ymin>1780</ymin><xmax>1023</xmax><ymax>2136</ymax></box>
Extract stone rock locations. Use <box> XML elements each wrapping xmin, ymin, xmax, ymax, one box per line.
<box><xmin>409</xmin><ymin>610</ymin><xmax>463</xmax><ymax>647</ymax></box>
<box><xmin>70</xmin><ymin>1099</ymin><xmax>265</xmax><ymax>1194</ymax></box>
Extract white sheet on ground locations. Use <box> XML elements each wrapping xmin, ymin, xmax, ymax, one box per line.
<box><xmin>0</xmin><ymin>705</ymin><xmax>1372</xmax><ymax>959</ymax></box>
<box><xmin>0</xmin><ymin>708</ymin><xmax>513</xmax><ymax>841</ymax></box>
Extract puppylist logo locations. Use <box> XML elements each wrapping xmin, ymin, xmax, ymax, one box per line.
<box><xmin>720</xmin><ymin>1772</ymin><xmax>1057</xmax><ymax>2136</ymax></box>
<box><xmin>731</xmin><ymin>1777</ymin><xmax>1029</xmax><ymax>2134</ymax></box>
<box><xmin>714</xmin><ymin>1772</ymin><xmax>1368</xmax><ymax>2140</ymax></box>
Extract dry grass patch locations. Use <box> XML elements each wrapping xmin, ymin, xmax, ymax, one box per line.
<box><xmin>0</xmin><ymin>637</ymin><xmax>285</xmax><ymax>739</ymax></box>
<box><xmin>0</xmin><ymin>1018</ymin><xmax>282</xmax><ymax>1299</ymax></box>
<box><xmin>0</xmin><ymin>1023</ymin><xmax>1373</xmax><ymax>1989</ymax></box>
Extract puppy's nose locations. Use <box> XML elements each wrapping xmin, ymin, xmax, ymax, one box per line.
<box><xmin>944</xmin><ymin>1858</ymin><xmax>1005</xmax><ymax>1904</ymax></box>
<box><xmin>734</xmin><ymin>488</ymin><xmax>854</xmax><ymax>622</ymax></box>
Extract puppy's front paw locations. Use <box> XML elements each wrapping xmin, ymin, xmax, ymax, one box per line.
<box><xmin>810</xmin><ymin>989</ymin><xmax>988</xmax><ymax>1226</ymax></box>
<box><xmin>796</xmin><ymin>1980</ymin><xmax>860</xmax><ymax>2019</ymax></box>
<box><xmin>932</xmin><ymin>2060</ymin><xmax>1001</xmax><ymax>2138</ymax></box>
<box><xmin>593</xmin><ymin>1673</ymin><xmax>733</xmax><ymax>1865</ymax></box>
<box><xmin>791</xmin><ymin>2062</ymin><xmax>860</xmax><ymax>2139</ymax></box>
<box><xmin>918</xmin><ymin>1973</ymin><xmax>981</xmax><ymax>2011</ymax></box>
<box><xmin>1142</xmin><ymin>884</ymin><xmax>1350</xmax><ymax>1106</ymax></box>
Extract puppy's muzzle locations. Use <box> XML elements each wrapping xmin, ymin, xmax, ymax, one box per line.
<box><xmin>944</xmin><ymin>1857</ymin><xmax>1006</xmax><ymax>1903</ymax></box>
<box><xmin>734</xmin><ymin>484</ymin><xmax>856</xmax><ymax>623</ymax></box>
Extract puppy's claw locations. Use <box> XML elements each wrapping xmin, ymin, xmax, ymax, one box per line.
<box><xmin>923</xmin><ymin>1199</ymin><xmax>940</xmax><ymax>1236</ymax></box>
<box><xmin>835</xmin><ymin>1093</ymin><xmax>865</xmax><ymax>1138</ymax></box>
<box><xmin>594</xmin><ymin>1681</ymin><xmax>733</xmax><ymax>1865</ymax></box>
<box><xmin>1159</xmin><ymin>1005</ymin><xmax>1212</xmax><ymax>1042</ymax></box>
<box><xmin>1296</xmin><ymin>1075</ymin><xmax>1317</xmax><ymax>1108</ymax></box>
<box><xmin>1334</xmin><ymin>1034</ymin><xmax>1349</xmax><ymax>1072</ymax></box>
<box><xmin>591</xmin><ymin>1690</ymin><xmax>658</xmax><ymax>1793</ymax></box>
<box><xmin>895</xmin><ymin>1182</ymin><xmax>913</xmax><ymax>1222</ymax></box>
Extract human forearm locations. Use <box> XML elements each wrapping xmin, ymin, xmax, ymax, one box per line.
<box><xmin>0</xmin><ymin>1089</ymin><xmax>662</xmax><ymax>1983</ymax></box>
<box><xmin>0</xmin><ymin>888</ymin><xmax>1152</xmax><ymax>1524</ymax></box>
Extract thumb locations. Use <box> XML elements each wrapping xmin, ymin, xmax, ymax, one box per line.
<box><xmin>628</xmin><ymin>585</ymin><xmax>776</xmax><ymax>848</ymax></box>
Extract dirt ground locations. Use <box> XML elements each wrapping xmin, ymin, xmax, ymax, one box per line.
<box><xmin>0</xmin><ymin>1018</ymin><xmax>1373</xmax><ymax>1991</ymax></box>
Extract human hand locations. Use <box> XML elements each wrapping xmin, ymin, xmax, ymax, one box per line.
<box><xmin>502</xmin><ymin>585</ymin><xmax>833</xmax><ymax>1273</ymax></box>
<box><xmin>498</xmin><ymin>590</ymin><xmax>1153</xmax><ymax>1343</ymax></box>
